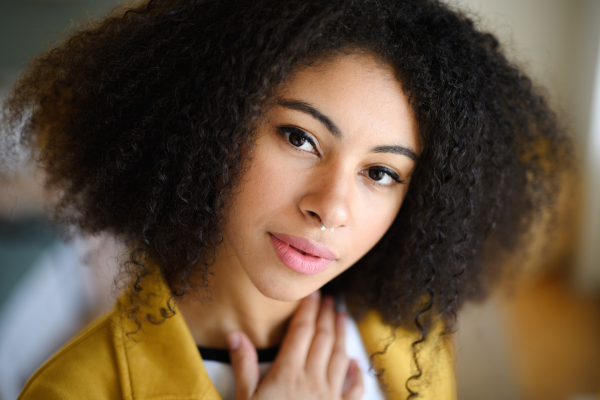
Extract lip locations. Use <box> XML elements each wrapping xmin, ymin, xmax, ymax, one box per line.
<box><xmin>269</xmin><ymin>233</ymin><xmax>337</xmax><ymax>275</ymax></box>
<box><xmin>270</xmin><ymin>233</ymin><xmax>337</xmax><ymax>259</ymax></box>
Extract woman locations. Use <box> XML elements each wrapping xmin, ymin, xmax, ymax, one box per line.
<box><xmin>2</xmin><ymin>0</ymin><xmax>570</xmax><ymax>399</ymax></box>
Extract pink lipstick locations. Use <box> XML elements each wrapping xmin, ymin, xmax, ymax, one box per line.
<box><xmin>269</xmin><ymin>233</ymin><xmax>336</xmax><ymax>275</ymax></box>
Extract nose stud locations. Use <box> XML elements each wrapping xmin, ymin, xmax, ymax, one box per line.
<box><xmin>321</xmin><ymin>222</ymin><xmax>334</xmax><ymax>232</ymax></box>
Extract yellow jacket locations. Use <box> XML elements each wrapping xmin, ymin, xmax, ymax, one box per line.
<box><xmin>18</xmin><ymin>274</ymin><xmax>456</xmax><ymax>400</ymax></box>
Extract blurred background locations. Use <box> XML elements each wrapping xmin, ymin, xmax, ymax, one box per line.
<box><xmin>0</xmin><ymin>0</ymin><xmax>598</xmax><ymax>399</ymax></box>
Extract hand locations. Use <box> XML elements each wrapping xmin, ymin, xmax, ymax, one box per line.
<box><xmin>227</xmin><ymin>292</ymin><xmax>364</xmax><ymax>400</ymax></box>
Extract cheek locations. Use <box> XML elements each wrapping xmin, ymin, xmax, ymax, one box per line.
<box><xmin>346</xmin><ymin>194</ymin><xmax>402</xmax><ymax>261</ymax></box>
<box><xmin>226</xmin><ymin>145</ymin><xmax>302</xmax><ymax>227</ymax></box>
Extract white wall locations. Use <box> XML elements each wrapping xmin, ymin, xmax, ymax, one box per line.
<box><xmin>576</xmin><ymin>29</ymin><xmax>600</xmax><ymax>294</ymax></box>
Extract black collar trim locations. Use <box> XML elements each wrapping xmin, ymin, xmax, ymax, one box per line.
<box><xmin>197</xmin><ymin>345</ymin><xmax>279</xmax><ymax>364</ymax></box>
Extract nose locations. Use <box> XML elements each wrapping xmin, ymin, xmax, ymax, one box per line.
<box><xmin>298</xmin><ymin>163</ymin><xmax>353</xmax><ymax>230</ymax></box>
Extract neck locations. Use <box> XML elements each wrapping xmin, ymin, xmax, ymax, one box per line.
<box><xmin>175</xmin><ymin>245</ymin><xmax>301</xmax><ymax>349</ymax></box>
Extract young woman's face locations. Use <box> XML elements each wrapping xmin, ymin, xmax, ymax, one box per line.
<box><xmin>219</xmin><ymin>53</ymin><xmax>420</xmax><ymax>301</ymax></box>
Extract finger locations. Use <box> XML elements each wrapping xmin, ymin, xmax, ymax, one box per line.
<box><xmin>328</xmin><ymin>312</ymin><xmax>350</xmax><ymax>390</ymax></box>
<box><xmin>274</xmin><ymin>291</ymin><xmax>320</xmax><ymax>369</ymax></box>
<box><xmin>342</xmin><ymin>360</ymin><xmax>364</xmax><ymax>400</ymax></box>
<box><xmin>228</xmin><ymin>331</ymin><xmax>259</xmax><ymax>399</ymax></box>
<box><xmin>306</xmin><ymin>296</ymin><xmax>336</xmax><ymax>377</ymax></box>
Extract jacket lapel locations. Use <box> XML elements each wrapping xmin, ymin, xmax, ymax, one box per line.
<box><xmin>111</xmin><ymin>273</ymin><xmax>223</xmax><ymax>400</ymax></box>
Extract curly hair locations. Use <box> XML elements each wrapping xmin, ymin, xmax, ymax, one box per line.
<box><xmin>1</xmin><ymin>0</ymin><xmax>571</xmax><ymax>396</ymax></box>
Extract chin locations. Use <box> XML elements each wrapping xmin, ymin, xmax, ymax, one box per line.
<box><xmin>252</xmin><ymin>278</ymin><xmax>319</xmax><ymax>302</ymax></box>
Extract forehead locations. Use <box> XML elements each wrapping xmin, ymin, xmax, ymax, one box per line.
<box><xmin>277</xmin><ymin>53</ymin><xmax>420</xmax><ymax>153</ymax></box>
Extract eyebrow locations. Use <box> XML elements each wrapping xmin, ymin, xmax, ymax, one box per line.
<box><xmin>371</xmin><ymin>145</ymin><xmax>418</xmax><ymax>161</ymax></box>
<box><xmin>276</xmin><ymin>98</ymin><xmax>418</xmax><ymax>161</ymax></box>
<box><xmin>277</xmin><ymin>99</ymin><xmax>342</xmax><ymax>139</ymax></box>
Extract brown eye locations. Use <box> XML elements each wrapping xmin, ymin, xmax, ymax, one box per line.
<box><xmin>278</xmin><ymin>126</ymin><xmax>317</xmax><ymax>154</ymax></box>
<box><xmin>369</xmin><ymin>169</ymin><xmax>386</xmax><ymax>181</ymax></box>
<box><xmin>365</xmin><ymin>167</ymin><xmax>403</xmax><ymax>186</ymax></box>
<box><xmin>289</xmin><ymin>132</ymin><xmax>306</xmax><ymax>147</ymax></box>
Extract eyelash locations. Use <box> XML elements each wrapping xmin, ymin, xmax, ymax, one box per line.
<box><xmin>277</xmin><ymin>126</ymin><xmax>319</xmax><ymax>155</ymax></box>
<box><xmin>367</xmin><ymin>167</ymin><xmax>405</xmax><ymax>187</ymax></box>
<box><xmin>276</xmin><ymin>125</ymin><xmax>405</xmax><ymax>187</ymax></box>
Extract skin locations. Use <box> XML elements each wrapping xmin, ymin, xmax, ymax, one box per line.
<box><xmin>176</xmin><ymin>53</ymin><xmax>420</xmax><ymax>399</ymax></box>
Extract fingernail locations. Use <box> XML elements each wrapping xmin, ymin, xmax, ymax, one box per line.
<box><xmin>309</xmin><ymin>291</ymin><xmax>320</xmax><ymax>300</ymax></box>
<box><xmin>336</xmin><ymin>312</ymin><xmax>347</xmax><ymax>323</ymax></box>
<box><xmin>227</xmin><ymin>332</ymin><xmax>240</xmax><ymax>350</ymax></box>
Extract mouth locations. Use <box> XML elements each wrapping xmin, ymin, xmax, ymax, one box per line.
<box><xmin>270</xmin><ymin>232</ymin><xmax>337</xmax><ymax>260</ymax></box>
<box><xmin>269</xmin><ymin>233</ymin><xmax>335</xmax><ymax>275</ymax></box>
<box><xmin>288</xmin><ymin>244</ymin><xmax>315</xmax><ymax>256</ymax></box>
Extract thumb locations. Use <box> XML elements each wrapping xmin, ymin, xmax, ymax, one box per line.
<box><xmin>228</xmin><ymin>331</ymin><xmax>260</xmax><ymax>399</ymax></box>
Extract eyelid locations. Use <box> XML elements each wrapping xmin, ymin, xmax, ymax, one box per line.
<box><xmin>277</xmin><ymin>125</ymin><xmax>320</xmax><ymax>155</ymax></box>
<box><xmin>367</xmin><ymin>166</ymin><xmax>406</xmax><ymax>187</ymax></box>
<box><xmin>378</xmin><ymin>166</ymin><xmax>404</xmax><ymax>183</ymax></box>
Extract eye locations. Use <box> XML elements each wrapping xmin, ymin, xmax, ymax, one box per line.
<box><xmin>277</xmin><ymin>126</ymin><xmax>318</xmax><ymax>155</ymax></box>
<box><xmin>366</xmin><ymin>167</ymin><xmax>405</xmax><ymax>187</ymax></box>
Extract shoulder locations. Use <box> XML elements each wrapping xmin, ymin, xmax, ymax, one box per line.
<box><xmin>18</xmin><ymin>312</ymin><xmax>123</xmax><ymax>400</ymax></box>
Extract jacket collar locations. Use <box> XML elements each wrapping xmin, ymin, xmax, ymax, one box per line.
<box><xmin>111</xmin><ymin>273</ymin><xmax>222</xmax><ymax>400</ymax></box>
<box><xmin>356</xmin><ymin>310</ymin><xmax>457</xmax><ymax>400</ymax></box>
